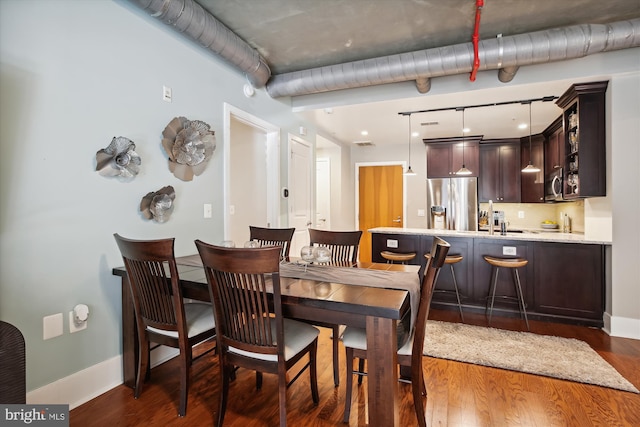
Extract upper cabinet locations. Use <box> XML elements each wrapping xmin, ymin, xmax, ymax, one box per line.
<box><xmin>521</xmin><ymin>134</ymin><xmax>545</xmax><ymax>203</ymax></box>
<box><xmin>556</xmin><ymin>81</ymin><xmax>608</xmax><ymax>199</ymax></box>
<box><xmin>543</xmin><ymin>116</ymin><xmax>563</xmax><ymax>174</ymax></box>
<box><xmin>425</xmin><ymin>137</ymin><xmax>480</xmax><ymax>178</ymax></box>
<box><xmin>479</xmin><ymin>139</ymin><xmax>521</xmax><ymax>203</ymax></box>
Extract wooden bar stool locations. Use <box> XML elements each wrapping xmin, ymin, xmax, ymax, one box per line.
<box><xmin>425</xmin><ymin>253</ymin><xmax>465</xmax><ymax>321</ymax></box>
<box><xmin>483</xmin><ymin>255</ymin><xmax>530</xmax><ymax>330</ymax></box>
<box><xmin>381</xmin><ymin>250</ymin><xmax>416</xmax><ymax>264</ymax></box>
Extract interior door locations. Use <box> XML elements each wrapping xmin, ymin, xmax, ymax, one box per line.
<box><xmin>358</xmin><ymin>164</ymin><xmax>404</xmax><ymax>262</ymax></box>
<box><xmin>315</xmin><ymin>157</ymin><xmax>331</xmax><ymax>229</ymax></box>
<box><xmin>289</xmin><ymin>136</ymin><xmax>313</xmax><ymax>256</ymax></box>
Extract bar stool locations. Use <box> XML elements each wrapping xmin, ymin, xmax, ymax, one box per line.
<box><xmin>483</xmin><ymin>255</ymin><xmax>530</xmax><ymax>330</ymax></box>
<box><xmin>380</xmin><ymin>250</ymin><xmax>416</xmax><ymax>264</ymax></box>
<box><xmin>425</xmin><ymin>253</ymin><xmax>465</xmax><ymax>321</ymax></box>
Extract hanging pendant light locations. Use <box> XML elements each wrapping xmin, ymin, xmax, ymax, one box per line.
<box><xmin>456</xmin><ymin>108</ymin><xmax>472</xmax><ymax>175</ymax></box>
<box><xmin>522</xmin><ymin>101</ymin><xmax>541</xmax><ymax>173</ymax></box>
<box><xmin>404</xmin><ymin>114</ymin><xmax>416</xmax><ymax>176</ymax></box>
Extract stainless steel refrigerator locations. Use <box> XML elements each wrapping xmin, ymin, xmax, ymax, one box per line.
<box><xmin>426</xmin><ymin>177</ymin><xmax>478</xmax><ymax>231</ymax></box>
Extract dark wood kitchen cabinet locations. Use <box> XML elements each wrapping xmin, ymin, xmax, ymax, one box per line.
<box><xmin>521</xmin><ymin>133</ymin><xmax>545</xmax><ymax>203</ymax></box>
<box><xmin>478</xmin><ymin>140</ymin><xmax>521</xmax><ymax>202</ymax></box>
<box><xmin>425</xmin><ymin>137</ymin><xmax>480</xmax><ymax>178</ymax></box>
<box><xmin>556</xmin><ymin>81</ymin><xmax>608</xmax><ymax>199</ymax></box>
<box><xmin>543</xmin><ymin>117</ymin><xmax>563</xmax><ymax>174</ymax></box>
<box><xmin>533</xmin><ymin>242</ymin><xmax>604</xmax><ymax>322</ymax></box>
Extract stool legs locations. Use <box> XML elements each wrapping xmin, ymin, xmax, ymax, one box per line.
<box><xmin>449</xmin><ymin>264</ymin><xmax>464</xmax><ymax>322</ymax></box>
<box><xmin>487</xmin><ymin>266</ymin><xmax>529</xmax><ymax>331</ymax></box>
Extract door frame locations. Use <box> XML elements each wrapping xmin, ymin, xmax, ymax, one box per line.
<box><xmin>354</xmin><ymin>161</ymin><xmax>408</xmax><ymax>230</ymax></box>
<box><xmin>223</xmin><ymin>103</ymin><xmax>280</xmax><ymax>239</ymax></box>
<box><xmin>288</xmin><ymin>134</ymin><xmax>314</xmax><ymax>256</ymax></box>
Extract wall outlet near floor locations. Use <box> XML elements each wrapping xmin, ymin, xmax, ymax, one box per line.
<box><xmin>43</xmin><ymin>313</ymin><xmax>63</xmax><ymax>340</ymax></box>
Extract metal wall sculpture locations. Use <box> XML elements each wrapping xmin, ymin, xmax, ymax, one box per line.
<box><xmin>95</xmin><ymin>136</ymin><xmax>141</xmax><ymax>177</ymax></box>
<box><xmin>162</xmin><ymin>117</ymin><xmax>216</xmax><ymax>181</ymax></box>
<box><xmin>140</xmin><ymin>185</ymin><xmax>176</xmax><ymax>223</ymax></box>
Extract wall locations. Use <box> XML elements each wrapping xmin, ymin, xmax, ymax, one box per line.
<box><xmin>0</xmin><ymin>0</ymin><xmax>316</xmax><ymax>400</ymax></box>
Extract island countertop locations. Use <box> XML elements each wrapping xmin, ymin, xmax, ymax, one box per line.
<box><xmin>369</xmin><ymin>227</ymin><xmax>611</xmax><ymax>245</ymax></box>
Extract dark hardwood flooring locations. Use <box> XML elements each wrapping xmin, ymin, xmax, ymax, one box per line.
<box><xmin>70</xmin><ymin>309</ymin><xmax>640</xmax><ymax>426</ymax></box>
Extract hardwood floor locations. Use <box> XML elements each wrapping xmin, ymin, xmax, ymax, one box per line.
<box><xmin>70</xmin><ymin>309</ymin><xmax>640</xmax><ymax>426</ymax></box>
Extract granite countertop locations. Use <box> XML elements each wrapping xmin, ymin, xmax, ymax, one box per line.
<box><xmin>369</xmin><ymin>227</ymin><xmax>611</xmax><ymax>245</ymax></box>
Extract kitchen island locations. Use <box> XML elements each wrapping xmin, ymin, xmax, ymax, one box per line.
<box><xmin>370</xmin><ymin>227</ymin><xmax>610</xmax><ymax>327</ymax></box>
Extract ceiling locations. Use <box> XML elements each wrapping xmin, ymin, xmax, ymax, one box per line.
<box><xmin>194</xmin><ymin>0</ymin><xmax>639</xmax><ymax>146</ymax></box>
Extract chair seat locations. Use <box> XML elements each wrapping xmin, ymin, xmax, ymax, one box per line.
<box><xmin>230</xmin><ymin>319</ymin><xmax>320</xmax><ymax>362</ymax></box>
<box><xmin>147</xmin><ymin>302</ymin><xmax>215</xmax><ymax>338</ymax></box>
<box><xmin>342</xmin><ymin>326</ymin><xmax>414</xmax><ymax>356</ymax></box>
<box><xmin>381</xmin><ymin>251</ymin><xmax>416</xmax><ymax>262</ymax></box>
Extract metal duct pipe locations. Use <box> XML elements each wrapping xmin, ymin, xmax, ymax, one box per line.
<box><xmin>267</xmin><ymin>18</ymin><xmax>640</xmax><ymax>98</ymax></box>
<box><xmin>498</xmin><ymin>66</ymin><xmax>519</xmax><ymax>83</ymax></box>
<box><xmin>127</xmin><ymin>0</ymin><xmax>271</xmax><ymax>88</ymax></box>
<box><xmin>415</xmin><ymin>77</ymin><xmax>431</xmax><ymax>93</ymax></box>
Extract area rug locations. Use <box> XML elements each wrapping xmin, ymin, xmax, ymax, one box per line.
<box><xmin>423</xmin><ymin>320</ymin><xmax>639</xmax><ymax>393</ymax></box>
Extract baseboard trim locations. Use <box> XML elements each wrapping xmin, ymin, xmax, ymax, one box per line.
<box><xmin>26</xmin><ymin>346</ymin><xmax>179</xmax><ymax>410</ymax></box>
<box><xmin>607</xmin><ymin>313</ymin><xmax>640</xmax><ymax>340</ymax></box>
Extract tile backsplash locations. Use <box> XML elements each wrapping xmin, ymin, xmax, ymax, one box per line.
<box><xmin>479</xmin><ymin>200</ymin><xmax>584</xmax><ymax>233</ymax></box>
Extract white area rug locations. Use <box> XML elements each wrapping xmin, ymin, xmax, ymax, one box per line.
<box><xmin>423</xmin><ymin>320</ymin><xmax>638</xmax><ymax>393</ymax></box>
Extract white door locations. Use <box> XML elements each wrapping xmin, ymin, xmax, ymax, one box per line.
<box><xmin>289</xmin><ymin>136</ymin><xmax>313</xmax><ymax>256</ymax></box>
<box><xmin>316</xmin><ymin>157</ymin><xmax>331</xmax><ymax>229</ymax></box>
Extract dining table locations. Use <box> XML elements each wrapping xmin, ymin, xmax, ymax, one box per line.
<box><xmin>112</xmin><ymin>255</ymin><xmax>421</xmax><ymax>427</ymax></box>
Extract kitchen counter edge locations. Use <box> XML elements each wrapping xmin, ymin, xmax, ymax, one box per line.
<box><xmin>369</xmin><ymin>227</ymin><xmax>611</xmax><ymax>245</ymax></box>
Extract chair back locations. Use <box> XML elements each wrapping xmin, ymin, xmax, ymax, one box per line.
<box><xmin>308</xmin><ymin>229</ymin><xmax>363</xmax><ymax>264</ymax></box>
<box><xmin>249</xmin><ymin>226</ymin><xmax>295</xmax><ymax>259</ymax></box>
<box><xmin>113</xmin><ymin>234</ymin><xmax>186</xmax><ymax>335</ymax></box>
<box><xmin>0</xmin><ymin>321</ymin><xmax>26</xmax><ymax>404</ymax></box>
<box><xmin>195</xmin><ymin>242</ymin><xmax>283</xmax><ymax>357</ymax></box>
<box><xmin>411</xmin><ymin>237</ymin><xmax>450</xmax><ymax>359</ymax></box>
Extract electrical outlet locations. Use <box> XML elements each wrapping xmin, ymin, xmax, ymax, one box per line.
<box><xmin>43</xmin><ymin>313</ymin><xmax>63</xmax><ymax>340</ymax></box>
<box><xmin>386</xmin><ymin>239</ymin><xmax>398</xmax><ymax>248</ymax></box>
<box><xmin>503</xmin><ymin>246</ymin><xmax>517</xmax><ymax>256</ymax></box>
<box><xmin>518</xmin><ymin>210</ymin><xmax>525</xmax><ymax>219</ymax></box>
<box><xmin>417</xmin><ymin>209</ymin><xmax>425</xmax><ymax>217</ymax></box>
<box><xmin>69</xmin><ymin>311</ymin><xmax>87</xmax><ymax>333</ymax></box>
<box><xmin>162</xmin><ymin>85</ymin><xmax>172</xmax><ymax>102</ymax></box>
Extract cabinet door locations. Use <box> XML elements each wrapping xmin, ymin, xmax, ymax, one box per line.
<box><xmin>499</xmin><ymin>144</ymin><xmax>521</xmax><ymax>203</ymax></box>
<box><xmin>478</xmin><ymin>145</ymin><xmax>500</xmax><ymax>202</ymax></box>
<box><xmin>452</xmin><ymin>142</ymin><xmax>479</xmax><ymax>177</ymax></box>
<box><xmin>533</xmin><ymin>243</ymin><xmax>603</xmax><ymax>320</ymax></box>
<box><xmin>521</xmin><ymin>135</ymin><xmax>545</xmax><ymax>202</ymax></box>
<box><xmin>426</xmin><ymin>144</ymin><xmax>453</xmax><ymax>178</ymax></box>
<box><xmin>545</xmin><ymin>127</ymin><xmax>563</xmax><ymax>173</ymax></box>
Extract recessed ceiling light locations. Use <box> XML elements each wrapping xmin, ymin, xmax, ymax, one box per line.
<box><xmin>518</xmin><ymin>123</ymin><xmax>528</xmax><ymax>129</ymax></box>
<box><xmin>361</xmin><ymin>130</ymin><xmax>368</xmax><ymax>136</ymax></box>
<box><xmin>463</xmin><ymin>127</ymin><xmax>470</xmax><ymax>133</ymax></box>
<box><xmin>411</xmin><ymin>131</ymin><xmax>419</xmax><ymax>137</ymax></box>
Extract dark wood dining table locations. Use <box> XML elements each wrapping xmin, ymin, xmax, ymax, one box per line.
<box><xmin>112</xmin><ymin>256</ymin><xmax>419</xmax><ymax>427</ymax></box>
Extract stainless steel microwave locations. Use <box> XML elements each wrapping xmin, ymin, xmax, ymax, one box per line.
<box><xmin>545</xmin><ymin>168</ymin><xmax>563</xmax><ymax>202</ymax></box>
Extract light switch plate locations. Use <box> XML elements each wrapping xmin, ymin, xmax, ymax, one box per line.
<box><xmin>43</xmin><ymin>313</ymin><xmax>63</xmax><ymax>340</ymax></box>
<box><xmin>203</xmin><ymin>203</ymin><xmax>212</xmax><ymax>218</ymax></box>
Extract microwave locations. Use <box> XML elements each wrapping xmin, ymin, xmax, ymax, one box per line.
<box><xmin>545</xmin><ymin>168</ymin><xmax>564</xmax><ymax>202</ymax></box>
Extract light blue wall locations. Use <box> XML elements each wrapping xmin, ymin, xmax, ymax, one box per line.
<box><xmin>0</xmin><ymin>0</ymin><xmax>312</xmax><ymax>391</ymax></box>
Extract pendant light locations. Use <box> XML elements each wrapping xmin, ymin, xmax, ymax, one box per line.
<box><xmin>522</xmin><ymin>101</ymin><xmax>541</xmax><ymax>173</ymax></box>
<box><xmin>456</xmin><ymin>108</ymin><xmax>472</xmax><ymax>175</ymax></box>
<box><xmin>404</xmin><ymin>114</ymin><xmax>416</xmax><ymax>176</ymax></box>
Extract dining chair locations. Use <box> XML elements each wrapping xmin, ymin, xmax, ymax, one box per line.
<box><xmin>0</xmin><ymin>321</ymin><xmax>26</xmax><ymax>404</ymax></box>
<box><xmin>307</xmin><ymin>228</ymin><xmax>363</xmax><ymax>386</ymax></box>
<box><xmin>113</xmin><ymin>234</ymin><xmax>216</xmax><ymax>417</ymax></box>
<box><xmin>194</xmin><ymin>241</ymin><xmax>320</xmax><ymax>427</ymax></box>
<box><xmin>342</xmin><ymin>236</ymin><xmax>450</xmax><ymax>426</ymax></box>
<box><xmin>249</xmin><ymin>225</ymin><xmax>295</xmax><ymax>259</ymax></box>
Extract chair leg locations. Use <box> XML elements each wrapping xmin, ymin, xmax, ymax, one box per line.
<box><xmin>357</xmin><ymin>358</ymin><xmax>365</xmax><ymax>385</ymax></box>
<box><xmin>310</xmin><ymin>339</ymin><xmax>320</xmax><ymax>404</ymax></box>
<box><xmin>513</xmin><ymin>268</ymin><xmax>530</xmax><ymax>331</ymax></box>
<box><xmin>178</xmin><ymin>349</ymin><xmax>189</xmax><ymax>417</ymax></box>
<box><xmin>256</xmin><ymin>371</ymin><xmax>263</xmax><ymax>390</ymax></box>
<box><xmin>332</xmin><ymin>325</ymin><xmax>340</xmax><ymax>386</ymax></box>
<box><xmin>343</xmin><ymin>347</ymin><xmax>354</xmax><ymax>424</ymax></box>
<box><xmin>278</xmin><ymin>364</ymin><xmax>288</xmax><ymax>427</ymax></box>
<box><xmin>216</xmin><ymin>363</ymin><xmax>230</xmax><ymax>427</ymax></box>
<box><xmin>450</xmin><ymin>264</ymin><xmax>464</xmax><ymax>322</ymax></box>
<box><xmin>487</xmin><ymin>267</ymin><xmax>500</xmax><ymax>325</ymax></box>
<box><xmin>135</xmin><ymin>337</ymin><xmax>149</xmax><ymax>399</ymax></box>
<box><xmin>411</xmin><ymin>367</ymin><xmax>427</xmax><ymax>427</ymax></box>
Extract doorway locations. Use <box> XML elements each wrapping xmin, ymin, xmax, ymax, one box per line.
<box><xmin>289</xmin><ymin>135</ymin><xmax>313</xmax><ymax>256</ymax></box>
<box><xmin>356</xmin><ymin>162</ymin><xmax>406</xmax><ymax>262</ymax></box>
<box><xmin>223</xmin><ymin>103</ymin><xmax>280</xmax><ymax>245</ymax></box>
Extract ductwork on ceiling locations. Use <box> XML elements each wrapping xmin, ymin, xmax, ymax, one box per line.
<box><xmin>127</xmin><ymin>0</ymin><xmax>640</xmax><ymax>99</ymax></box>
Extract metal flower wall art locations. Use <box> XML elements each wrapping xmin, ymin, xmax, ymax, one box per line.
<box><xmin>162</xmin><ymin>116</ymin><xmax>216</xmax><ymax>181</ymax></box>
<box><xmin>140</xmin><ymin>185</ymin><xmax>176</xmax><ymax>223</ymax></box>
<box><xmin>95</xmin><ymin>136</ymin><xmax>141</xmax><ymax>178</ymax></box>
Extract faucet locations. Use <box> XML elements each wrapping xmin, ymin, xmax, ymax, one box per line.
<box><xmin>488</xmin><ymin>199</ymin><xmax>494</xmax><ymax>235</ymax></box>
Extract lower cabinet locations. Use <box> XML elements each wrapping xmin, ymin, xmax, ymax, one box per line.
<box><xmin>370</xmin><ymin>233</ymin><xmax>605</xmax><ymax>326</ymax></box>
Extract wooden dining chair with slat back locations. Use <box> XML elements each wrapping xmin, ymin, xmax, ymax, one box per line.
<box><xmin>195</xmin><ymin>242</ymin><xmax>320</xmax><ymax>427</ymax></box>
<box><xmin>342</xmin><ymin>236</ymin><xmax>450</xmax><ymax>426</ymax></box>
<box><xmin>249</xmin><ymin>226</ymin><xmax>295</xmax><ymax>259</ymax></box>
<box><xmin>307</xmin><ymin>228</ymin><xmax>363</xmax><ymax>386</ymax></box>
<box><xmin>113</xmin><ymin>234</ymin><xmax>216</xmax><ymax>417</ymax></box>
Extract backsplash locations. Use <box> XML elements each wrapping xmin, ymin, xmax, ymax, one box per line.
<box><xmin>479</xmin><ymin>200</ymin><xmax>585</xmax><ymax>233</ymax></box>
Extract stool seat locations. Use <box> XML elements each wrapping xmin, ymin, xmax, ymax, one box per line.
<box><xmin>380</xmin><ymin>251</ymin><xmax>416</xmax><ymax>263</ymax></box>
<box><xmin>424</xmin><ymin>253</ymin><xmax>464</xmax><ymax>321</ymax></box>
<box><xmin>483</xmin><ymin>256</ymin><xmax>528</xmax><ymax>269</ymax></box>
<box><xmin>483</xmin><ymin>255</ymin><xmax>529</xmax><ymax>330</ymax></box>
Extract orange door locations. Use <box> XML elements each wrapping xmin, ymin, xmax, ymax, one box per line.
<box><xmin>358</xmin><ymin>165</ymin><xmax>404</xmax><ymax>262</ymax></box>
